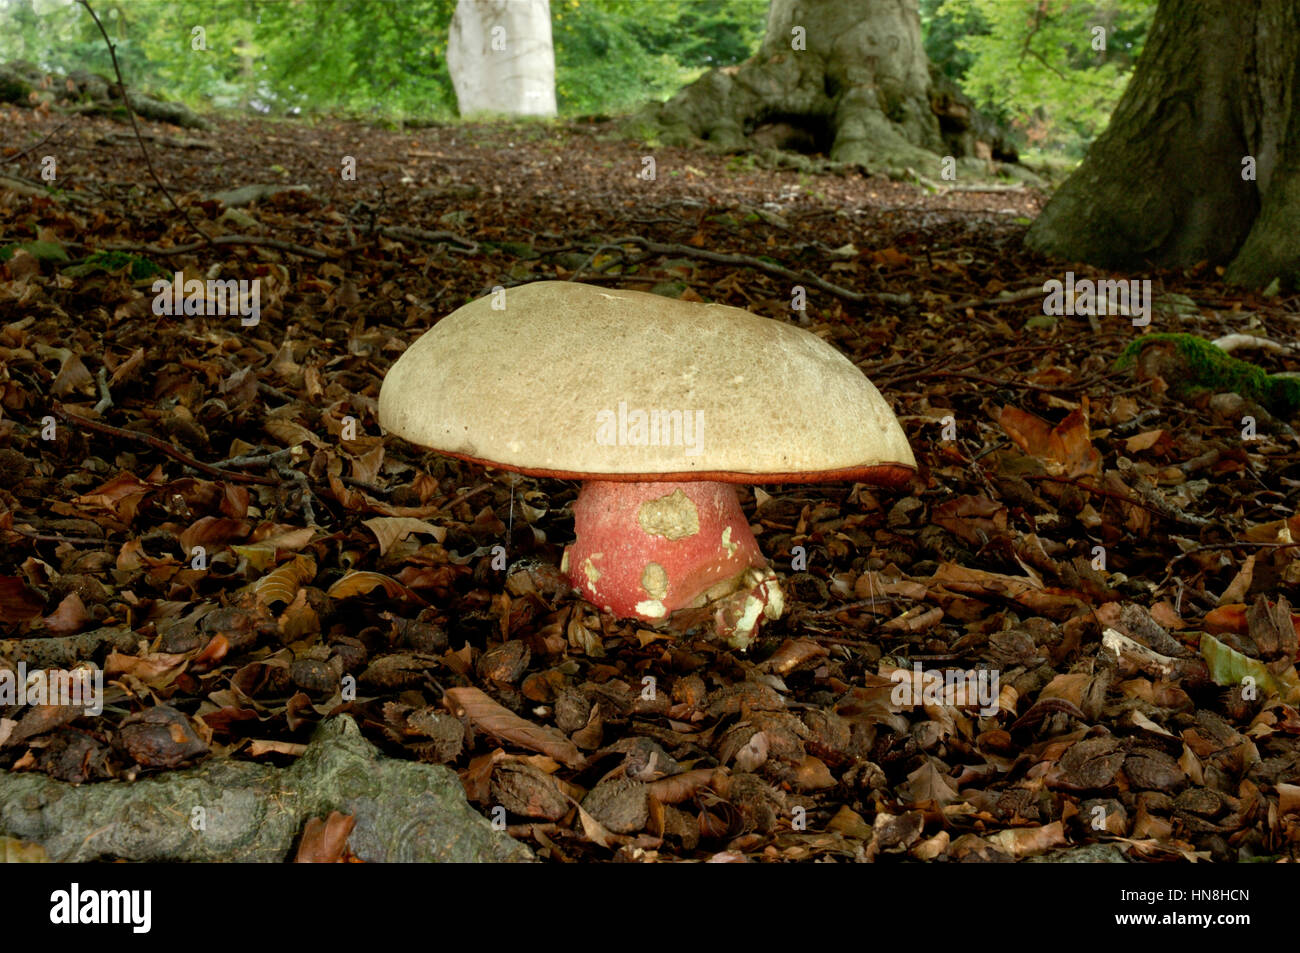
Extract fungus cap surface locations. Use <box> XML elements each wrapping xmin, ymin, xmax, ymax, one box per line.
<box><xmin>378</xmin><ymin>281</ymin><xmax>915</xmax><ymax>483</ymax></box>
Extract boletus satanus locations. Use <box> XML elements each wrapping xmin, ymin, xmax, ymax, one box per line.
<box><xmin>378</xmin><ymin>281</ymin><xmax>915</xmax><ymax>649</ymax></box>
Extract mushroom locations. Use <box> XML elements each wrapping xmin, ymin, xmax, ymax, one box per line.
<box><xmin>378</xmin><ymin>281</ymin><xmax>915</xmax><ymax>649</ymax></box>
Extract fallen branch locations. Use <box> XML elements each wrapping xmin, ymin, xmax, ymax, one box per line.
<box><xmin>942</xmin><ymin>286</ymin><xmax>1046</xmax><ymax>311</ymax></box>
<box><xmin>95</xmin><ymin>132</ymin><xmax>212</xmax><ymax>150</ymax></box>
<box><xmin>54</xmin><ymin>408</ymin><xmax>278</xmax><ymax>486</ymax></box>
<box><xmin>906</xmin><ymin>167</ymin><xmax>1026</xmax><ymax>193</ymax></box>
<box><xmin>605</xmin><ymin>235</ymin><xmax>912</xmax><ymax>305</ymax></box>
<box><xmin>1212</xmin><ymin>333</ymin><xmax>1297</xmax><ymax>355</ymax></box>
<box><xmin>0</xmin><ymin>172</ymin><xmax>91</xmax><ymax>206</ymax></box>
<box><xmin>378</xmin><ymin>225</ymin><xmax>478</xmax><ymax>253</ymax></box>
<box><xmin>1021</xmin><ymin>473</ymin><xmax>1188</xmax><ymax>523</ymax></box>
<box><xmin>103</xmin><ymin>234</ymin><xmax>332</xmax><ymax>260</ymax></box>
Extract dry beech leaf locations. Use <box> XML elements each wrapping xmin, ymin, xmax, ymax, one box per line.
<box><xmin>50</xmin><ymin>350</ymin><xmax>92</xmax><ymax>397</ymax></box>
<box><xmin>349</xmin><ymin>444</ymin><xmax>386</xmax><ymax>484</ymax></box>
<box><xmin>997</xmin><ymin>404</ymin><xmax>1101</xmax><ymax>478</ymax></box>
<box><xmin>252</xmin><ymin>555</ymin><xmax>316</xmax><ymax>608</ymax></box>
<box><xmin>443</xmin><ymin>686</ymin><xmax>584</xmax><ymax>768</ymax></box>
<box><xmin>43</xmin><ymin>591</ymin><xmax>88</xmax><ymax>634</ymax></box>
<box><xmin>250</xmin><ymin>739</ymin><xmax>308</xmax><ymax>757</ymax></box>
<box><xmin>327</xmin><ymin>570</ymin><xmax>425</xmax><ymax>604</ymax></box>
<box><xmin>108</xmin><ymin>347</ymin><xmax>145</xmax><ymax>388</ymax></box>
<box><xmin>761</xmin><ymin>638</ymin><xmax>829</xmax><ymax>675</ymax></box>
<box><xmin>931</xmin><ymin>494</ymin><xmax>1008</xmax><ymax>546</ymax></box>
<box><xmin>1203</xmin><ymin>604</ymin><xmax>1249</xmax><ymax>635</ymax></box>
<box><xmin>1217</xmin><ymin>555</ymin><xmax>1256</xmax><ymax>606</ymax></box>
<box><xmin>462</xmin><ymin>749</ymin><xmax>509</xmax><ymax>803</ymax></box>
<box><xmin>295</xmin><ymin>811</ymin><xmax>358</xmax><ymax>863</ymax></box>
<box><xmin>3</xmin><ymin>705</ymin><xmax>82</xmax><ymax>747</ymax></box>
<box><xmin>73</xmin><ymin>472</ymin><xmax>153</xmax><ymax>516</ymax></box>
<box><xmin>1277</xmin><ymin>782</ymin><xmax>1300</xmax><ymax>815</ymax></box>
<box><xmin>646</xmin><ymin>767</ymin><xmax>723</xmax><ymax>805</ymax></box>
<box><xmin>105</xmin><ymin>650</ymin><xmax>188</xmax><ymax>687</ymax></box>
<box><xmin>264</xmin><ymin>416</ymin><xmax>321</xmax><ymax>449</ymax></box>
<box><xmin>983</xmin><ymin>821</ymin><xmax>1066</xmax><ymax>858</ymax></box>
<box><xmin>0</xmin><ymin>575</ymin><xmax>45</xmax><ymax>620</ymax></box>
<box><xmin>179</xmin><ymin>516</ymin><xmax>250</xmax><ymax>554</ymax></box>
<box><xmin>828</xmin><ymin>805</ymin><xmax>873</xmax><ymax>839</ymax></box>
<box><xmin>361</xmin><ymin>516</ymin><xmax>446</xmax><ymax>556</ymax></box>
<box><xmin>902</xmin><ymin>758</ymin><xmax>960</xmax><ymax>806</ymax></box>
<box><xmin>574</xmin><ymin>801</ymin><xmax>620</xmax><ymax>849</ymax></box>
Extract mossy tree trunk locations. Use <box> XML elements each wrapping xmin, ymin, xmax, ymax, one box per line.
<box><xmin>647</xmin><ymin>0</ymin><xmax>1014</xmax><ymax>176</ymax></box>
<box><xmin>1026</xmin><ymin>0</ymin><xmax>1300</xmax><ymax>291</ymax></box>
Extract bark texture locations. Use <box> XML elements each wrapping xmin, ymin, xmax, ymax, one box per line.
<box><xmin>647</xmin><ymin>0</ymin><xmax>1016</xmax><ymax>175</ymax></box>
<box><xmin>447</xmin><ymin>0</ymin><xmax>557</xmax><ymax>118</ymax></box>
<box><xmin>1026</xmin><ymin>0</ymin><xmax>1300</xmax><ymax>290</ymax></box>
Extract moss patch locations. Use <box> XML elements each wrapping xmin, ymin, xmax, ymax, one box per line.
<box><xmin>1116</xmin><ymin>333</ymin><xmax>1300</xmax><ymax>420</ymax></box>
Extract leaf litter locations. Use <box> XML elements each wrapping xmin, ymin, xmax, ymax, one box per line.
<box><xmin>1</xmin><ymin>105</ymin><xmax>1299</xmax><ymax>862</ymax></box>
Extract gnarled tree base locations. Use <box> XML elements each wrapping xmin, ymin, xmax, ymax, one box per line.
<box><xmin>1026</xmin><ymin>0</ymin><xmax>1300</xmax><ymax>292</ymax></box>
<box><xmin>638</xmin><ymin>0</ymin><xmax>1019</xmax><ymax>180</ymax></box>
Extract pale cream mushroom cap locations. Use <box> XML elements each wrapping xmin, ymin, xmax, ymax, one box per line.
<box><xmin>378</xmin><ymin>281</ymin><xmax>915</xmax><ymax>484</ymax></box>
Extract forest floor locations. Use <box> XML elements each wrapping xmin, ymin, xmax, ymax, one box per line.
<box><xmin>2</xmin><ymin>104</ymin><xmax>1300</xmax><ymax>863</ymax></box>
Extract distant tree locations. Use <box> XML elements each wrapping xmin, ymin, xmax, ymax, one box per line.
<box><xmin>446</xmin><ymin>0</ymin><xmax>556</xmax><ymax>117</ymax></box>
<box><xmin>645</xmin><ymin>0</ymin><xmax>1017</xmax><ymax>175</ymax></box>
<box><xmin>1027</xmin><ymin>0</ymin><xmax>1300</xmax><ymax>290</ymax></box>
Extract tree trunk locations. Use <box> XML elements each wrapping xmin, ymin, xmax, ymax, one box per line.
<box><xmin>1026</xmin><ymin>0</ymin><xmax>1300</xmax><ymax>291</ymax></box>
<box><xmin>646</xmin><ymin>0</ymin><xmax>1017</xmax><ymax>176</ymax></box>
<box><xmin>446</xmin><ymin>0</ymin><xmax>557</xmax><ymax>118</ymax></box>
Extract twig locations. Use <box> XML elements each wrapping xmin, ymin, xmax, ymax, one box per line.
<box><xmin>103</xmin><ymin>234</ymin><xmax>330</xmax><ymax>260</ymax></box>
<box><xmin>6</xmin><ymin>527</ymin><xmax>108</xmax><ymax>545</ymax></box>
<box><xmin>378</xmin><ymin>225</ymin><xmax>478</xmax><ymax>253</ymax></box>
<box><xmin>0</xmin><ymin>117</ymin><xmax>76</xmax><ymax>165</ymax></box>
<box><xmin>95</xmin><ymin>132</ymin><xmax>212</xmax><ymax>150</ymax></box>
<box><xmin>278</xmin><ymin>465</ymin><xmax>318</xmax><ymax>526</ymax></box>
<box><xmin>0</xmin><ymin>171</ymin><xmax>91</xmax><ymax>206</ymax></box>
<box><xmin>54</xmin><ymin>408</ymin><xmax>279</xmax><ymax>485</ymax></box>
<box><xmin>942</xmin><ymin>286</ymin><xmax>1047</xmax><ymax>311</ymax></box>
<box><xmin>214</xmin><ymin>446</ymin><xmax>301</xmax><ymax>469</ymax></box>
<box><xmin>437</xmin><ymin>482</ymin><xmax>493</xmax><ymax>513</ymax></box>
<box><xmin>604</xmin><ymin>235</ymin><xmax>911</xmax><ymax>305</ymax></box>
<box><xmin>568</xmin><ymin>243</ymin><xmax>628</xmax><ymax>281</ymax></box>
<box><xmin>1021</xmin><ymin>473</ymin><xmax>1189</xmax><ymax>523</ymax></box>
<box><xmin>1157</xmin><ymin>540</ymin><xmax>1300</xmax><ymax>590</ymax></box>
<box><xmin>76</xmin><ymin>0</ymin><xmax>212</xmax><ymax>247</ymax></box>
<box><xmin>92</xmin><ymin>367</ymin><xmax>113</xmax><ymax>415</ymax></box>
<box><xmin>906</xmin><ymin>168</ymin><xmax>1024</xmax><ymax>193</ymax></box>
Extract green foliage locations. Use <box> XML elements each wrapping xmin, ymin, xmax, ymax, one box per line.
<box><xmin>919</xmin><ymin>0</ymin><xmax>983</xmax><ymax>83</ymax></box>
<box><xmin>931</xmin><ymin>0</ymin><xmax>1155</xmax><ymax>156</ymax></box>
<box><xmin>1200</xmin><ymin>632</ymin><xmax>1300</xmax><ymax>703</ymax></box>
<box><xmin>0</xmin><ymin>240</ymin><xmax>68</xmax><ymax>262</ymax></box>
<box><xmin>1116</xmin><ymin>333</ymin><xmax>1300</xmax><ymax>419</ymax></box>
<box><xmin>0</xmin><ymin>0</ymin><xmax>765</xmax><ymax>120</ymax></box>
<box><xmin>551</xmin><ymin>0</ymin><xmax>764</xmax><ymax>115</ymax></box>
<box><xmin>1</xmin><ymin>0</ymin><xmax>458</xmax><ymax>119</ymax></box>
<box><xmin>63</xmin><ymin>249</ymin><xmax>166</xmax><ymax>279</ymax></box>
